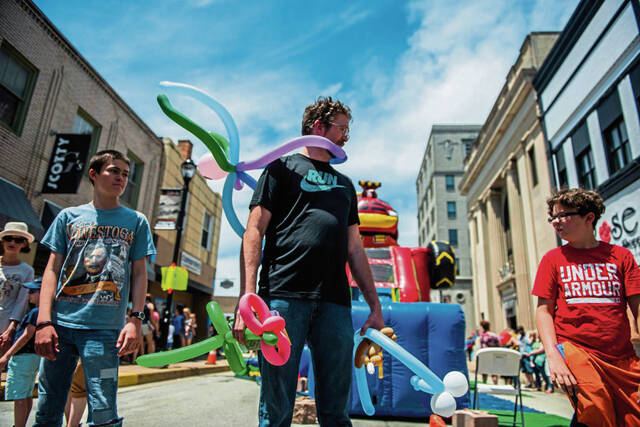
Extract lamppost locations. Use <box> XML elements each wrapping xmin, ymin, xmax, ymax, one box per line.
<box><xmin>158</xmin><ymin>158</ymin><xmax>197</xmax><ymax>350</ymax></box>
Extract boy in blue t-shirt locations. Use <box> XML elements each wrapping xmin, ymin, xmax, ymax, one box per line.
<box><xmin>34</xmin><ymin>150</ymin><xmax>156</xmax><ymax>427</ymax></box>
<box><xmin>0</xmin><ymin>279</ymin><xmax>41</xmax><ymax>427</ymax></box>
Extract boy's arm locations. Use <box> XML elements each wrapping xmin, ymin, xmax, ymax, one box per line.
<box><xmin>0</xmin><ymin>287</ymin><xmax>28</xmax><ymax>354</ymax></box>
<box><xmin>536</xmin><ymin>297</ymin><xmax>577</xmax><ymax>394</ymax></box>
<box><xmin>117</xmin><ymin>257</ymin><xmax>147</xmax><ymax>356</ymax></box>
<box><xmin>347</xmin><ymin>224</ymin><xmax>384</xmax><ymax>334</ymax></box>
<box><xmin>628</xmin><ymin>294</ymin><xmax>640</xmax><ymax>403</ymax></box>
<box><xmin>234</xmin><ymin>205</ymin><xmax>271</xmax><ymax>346</ymax></box>
<box><xmin>35</xmin><ymin>252</ymin><xmax>64</xmax><ymax>360</ymax></box>
<box><xmin>0</xmin><ymin>324</ymin><xmax>35</xmax><ymax>370</ymax></box>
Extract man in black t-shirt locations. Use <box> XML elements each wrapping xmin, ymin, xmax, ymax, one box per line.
<box><xmin>234</xmin><ymin>97</ymin><xmax>383</xmax><ymax>426</ymax></box>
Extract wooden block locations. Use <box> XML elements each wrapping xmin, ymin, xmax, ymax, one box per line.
<box><xmin>292</xmin><ymin>397</ymin><xmax>317</xmax><ymax>424</ymax></box>
<box><xmin>452</xmin><ymin>409</ymin><xmax>499</xmax><ymax>427</ymax></box>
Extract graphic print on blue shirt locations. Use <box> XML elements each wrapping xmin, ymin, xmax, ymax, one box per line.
<box><xmin>300</xmin><ymin>169</ymin><xmax>345</xmax><ymax>192</ymax></box>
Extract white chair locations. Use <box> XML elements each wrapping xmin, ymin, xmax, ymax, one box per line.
<box><xmin>471</xmin><ymin>347</ymin><xmax>524</xmax><ymax>426</ymax></box>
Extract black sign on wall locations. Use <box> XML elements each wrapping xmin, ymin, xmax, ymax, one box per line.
<box><xmin>41</xmin><ymin>133</ymin><xmax>92</xmax><ymax>194</ymax></box>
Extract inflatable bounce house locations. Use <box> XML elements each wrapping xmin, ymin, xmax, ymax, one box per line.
<box><xmin>342</xmin><ymin>181</ymin><xmax>469</xmax><ymax>417</ymax></box>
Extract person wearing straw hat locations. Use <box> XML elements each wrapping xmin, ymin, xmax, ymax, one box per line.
<box><xmin>0</xmin><ymin>278</ymin><xmax>41</xmax><ymax>427</ymax></box>
<box><xmin>0</xmin><ymin>222</ymin><xmax>35</xmax><ymax>357</ymax></box>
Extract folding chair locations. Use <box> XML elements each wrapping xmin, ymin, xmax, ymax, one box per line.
<box><xmin>471</xmin><ymin>347</ymin><xmax>525</xmax><ymax>426</ymax></box>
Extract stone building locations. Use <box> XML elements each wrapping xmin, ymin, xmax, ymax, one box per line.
<box><xmin>459</xmin><ymin>33</ymin><xmax>560</xmax><ymax>331</ymax></box>
<box><xmin>535</xmin><ymin>0</ymin><xmax>640</xmax><ymax>265</ymax></box>
<box><xmin>151</xmin><ymin>139</ymin><xmax>223</xmax><ymax>338</ymax></box>
<box><xmin>0</xmin><ymin>0</ymin><xmax>162</xmax><ymax>271</ymax></box>
<box><xmin>416</xmin><ymin>124</ymin><xmax>481</xmax><ymax>334</ymax></box>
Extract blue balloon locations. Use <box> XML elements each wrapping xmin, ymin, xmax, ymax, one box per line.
<box><xmin>353</xmin><ymin>329</ymin><xmax>445</xmax><ymax>416</ymax></box>
<box><xmin>223</xmin><ymin>172</ymin><xmax>246</xmax><ymax>238</ymax></box>
<box><xmin>159</xmin><ymin>81</ymin><xmax>240</xmax><ymax>164</ymax></box>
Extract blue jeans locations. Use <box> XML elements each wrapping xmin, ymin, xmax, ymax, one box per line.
<box><xmin>259</xmin><ymin>298</ymin><xmax>353</xmax><ymax>427</ymax></box>
<box><xmin>35</xmin><ymin>325</ymin><xmax>122</xmax><ymax>427</ymax></box>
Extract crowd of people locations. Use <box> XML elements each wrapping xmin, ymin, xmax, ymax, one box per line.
<box><xmin>466</xmin><ymin>321</ymin><xmax>554</xmax><ymax>393</ymax></box>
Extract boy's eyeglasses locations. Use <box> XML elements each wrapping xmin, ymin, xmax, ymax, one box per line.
<box><xmin>547</xmin><ymin>211</ymin><xmax>582</xmax><ymax>223</ymax></box>
<box><xmin>2</xmin><ymin>236</ymin><xmax>28</xmax><ymax>244</ymax></box>
<box><xmin>329</xmin><ymin>122</ymin><xmax>349</xmax><ymax>138</ymax></box>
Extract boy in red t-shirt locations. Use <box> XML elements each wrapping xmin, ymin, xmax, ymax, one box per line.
<box><xmin>533</xmin><ymin>188</ymin><xmax>640</xmax><ymax>426</ymax></box>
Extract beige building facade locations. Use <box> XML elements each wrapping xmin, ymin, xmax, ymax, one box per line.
<box><xmin>150</xmin><ymin>139</ymin><xmax>223</xmax><ymax>338</ymax></box>
<box><xmin>459</xmin><ymin>33</ymin><xmax>560</xmax><ymax>331</ymax></box>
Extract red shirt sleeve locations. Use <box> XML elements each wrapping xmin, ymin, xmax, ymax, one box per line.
<box><xmin>622</xmin><ymin>248</ymin><xmax>640</xmax><ymax>297</ymax></box>
<box><xmin>532</xmin><ymin>252</ymin><xmax>558</xmax><ymax>300</ymax></box>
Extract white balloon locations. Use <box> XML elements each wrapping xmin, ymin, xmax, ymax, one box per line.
<box><xmin>366</xmin><ymin>362</ymin><xmax>375</xmax><ymax>375</ymax></box>
<box><xmin>430</xmin><ymin>392</ymin><xmax>456</xmax><ymax>418</ymax></box>
<box><xmin>443</xmin><ymin>371</ymin><xmax>468</xmax><ymax>397</ymax></box>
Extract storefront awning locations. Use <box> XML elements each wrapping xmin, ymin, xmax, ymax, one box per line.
<box><xmin>0</xmin><ymin>178</ymin><xmax>44</xmax><ymax>240</ymax></box>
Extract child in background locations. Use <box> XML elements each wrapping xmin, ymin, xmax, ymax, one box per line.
<box><xmin>0</xmin><ymin>222</ymin><xmax>35</xmax><ymax>356</ymax></box>
<box><xmin>526</xmin><ymin>332</ymin><xmax>553</xmax><ymax>393</ymax></box>
<box><xmin>0</xmin><ymin>278</ymin><xmax>41</xmax><ymax>427</ymax></box>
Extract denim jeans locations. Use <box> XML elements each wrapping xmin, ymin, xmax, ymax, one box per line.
<box><xmin>259</xmin><ymin>298</ymin><xmax>353</xmax><ymax>427</ymax></box>
<box><xmin>34</xmin><ymin>325</ymin><xmax>122</xmax><ymax>427</ymax></box>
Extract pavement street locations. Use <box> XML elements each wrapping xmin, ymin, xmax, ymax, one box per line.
<box><xmin>0</xmin><ymin>357</ymin><xmax>574</xmax><ymax>425</ymax></box>
<box><xmin>0</xmin><ymin>371</ymin><xmax>425</xmax><ymax>426</ymax></box>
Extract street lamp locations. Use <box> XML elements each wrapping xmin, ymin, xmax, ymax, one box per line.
<box><xmin>159</xmin><ymin>158</ymin><xmax>197</xmax><ymax>350</ymax></box>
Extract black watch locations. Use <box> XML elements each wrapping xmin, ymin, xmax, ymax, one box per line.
<box><xmin>130</xmin><ymin>311</ymin><xmax>145</xmax><ymax>321</ymax></box>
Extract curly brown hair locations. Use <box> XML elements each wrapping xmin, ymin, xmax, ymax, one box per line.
<box><xmin>546</xmin><ymin>188</ymin><xmax>605</xmax><ymax>228</ymax></box>
<box><xmin>301</xmin><ymin>96</ymin><xmax>352</xmax><ymax>136</ymax></box>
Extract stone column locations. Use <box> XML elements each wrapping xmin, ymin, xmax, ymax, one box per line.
<box><xmin>469</xmin><ymin>206</ymin><xmax>486</xmax><ymax>326</ymax></box>
<box><xmin>486</xmin><ymin>189</ymin><xmax>506</xmax><ymax>329</ymax></box>
<box><xmin>505</xmin><ymin>162</ymin><xmax>534</xmax><ymax>329</ymax></box>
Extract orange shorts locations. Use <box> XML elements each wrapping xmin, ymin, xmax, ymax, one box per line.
<box><xmin>563</xmin><ymin>342</ymin><xmax>640</xmax><ymax>427</ymax></box>
<box><xmin>69</xmin><ymin>360</ymin><xmax>86</xmax><ymax>399</ymax></box>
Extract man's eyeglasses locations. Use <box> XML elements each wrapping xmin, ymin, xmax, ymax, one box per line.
<box><xmin>329</xmin><ymin>122</ymin><xmax>349</xmax><ymax>138</ymax></box>
<box><xmin>547</xmin><ymin>212</ymin><xmax>582</xmax><ymax>223</ymax></box>
<box><xmin>2</xmin><ymin>236</ymin><xmax>28</xmax><ymax>244</ymax></box>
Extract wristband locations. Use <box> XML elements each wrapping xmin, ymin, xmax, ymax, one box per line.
<box><xmin>36</xmin><ymin>321</ymin><xmax>53</xmax><ymax>330</ymax></box>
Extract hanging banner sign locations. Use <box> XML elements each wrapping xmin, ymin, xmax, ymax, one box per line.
<box><xmin>597</xmin><ymin>179</ymin><xmax>640</xmax><ymax>264</ymax></box>
<box><xmin>41</xmin><ymin>133</ymin><xmax>92</xmax><ymax>194</ymax></box>
<box><xmin>181</xmin><ymin>251</ymin><xmax>202</xmax><ymax>275</ymax></box>
<box><xmin>155</xmin><ymin>188</ymin><xmax>182</xmax><ymax>230</ymax></box>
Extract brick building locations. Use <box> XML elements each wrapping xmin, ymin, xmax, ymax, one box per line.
<box><xmin>151</xmin><ymin>139</ymin><xmax>223</xmax><ymax>338</ymax></box>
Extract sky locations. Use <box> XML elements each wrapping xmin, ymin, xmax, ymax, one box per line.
<box><xmin>35</xmin><ymin>0</ymin><xmax>578</xmax><ymax>289</ymax></box>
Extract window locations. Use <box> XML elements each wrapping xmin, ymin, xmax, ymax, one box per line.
<box><xmin>462</xmin><ymin>138</ymin><xmax>474</xmax><ymax>158</ymax></box>
<box><xmin>448</xmin><ymin>229</ymin><xmax>458</xmax><ymax>246</ymax></box>
<box><xmin>571</xmin><ymin>121</ymin><xmax>597</xmax><ymax>189</ymax></box>
<box><xmin>598</xmin><ymin>90</ymin><xmax>630</xmax><ymax>175</ymax></box>
<box><xmin>631</xmin><ymin>61</ymin><xmax>640</xmax><ymax>108</ymax></box>
<box><xmin>576</xmin><ymin>149</ymin><xmax>597</xmax><ymax>189</ymax></box>
<box><xmin>201</xmin><ymin>211</ymin><xmax>214</xmax><ymax>250</ymax></box>
<box><xmin>528</xmin><ymin>147</ymin><xmax>538</xmax><ymax>186</ymax></box>
<box><xmin>445</xmin><ymin>175</ymin><xmax>455</xmax><ymax>191</ymax></box>
<box><xmin>603</xmin><ymin>118</ymin><xmax>631</xmax><ymax>175</ymax></box>
<box><xmin>73</xmin><ymin>110</ymin><xmax>102</xmax><ymax>175</ymax></box>
<box><xmin>365</xmin><ymin>247</ymin><xmax>391</xmax><ymax>259</ymax></box>
<box><xmin>0</xmin><ymin>43</ymin><xmax>37</xmax><ymax>134</ymax></box>
<box><xmin>369</xmin><ymin>263</ymin><xmax>395</xmax><ymax>284</ymax></box>
<box><xmin>447</xmin><ymin>201</ymin><xmax>456</xmax><ymax>218</ymax></box>
<box><xmin>455</xmin><ymin>257</ymin><xmax>460</xmax><ymax>276</ymax></box>
<box><xmin>121</xmin><ymin>152</ymin><xmax>144</xmax><ymax>208</ymax></box>
<box><xmin>555</xmin><ymin>146</ymin><xmax>568</xmax><ymax>188</ymax></box>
